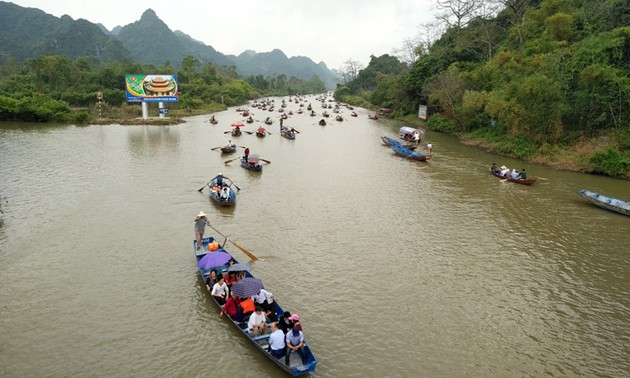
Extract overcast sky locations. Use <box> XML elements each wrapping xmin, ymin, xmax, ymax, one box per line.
<box><xmin>10</xmin><ymin>0</ymin><xmax>438</xmax><ymax>69</ymax></box>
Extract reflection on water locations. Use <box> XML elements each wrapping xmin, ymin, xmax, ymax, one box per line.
<box><xmin>1</xmin><ymin>105</ymin><xmax>629</xmax><ymax>377</ymax></box>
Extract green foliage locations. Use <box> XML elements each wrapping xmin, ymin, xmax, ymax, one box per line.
<box><xmin>427</xmin><ymin>114</ymin><xmax>457</xmax><ymax>134</ymax></box>
<box><xmin>583</xmin><ymin>147</ymin><xmax>630</xmax><ymax>177</ymax></box>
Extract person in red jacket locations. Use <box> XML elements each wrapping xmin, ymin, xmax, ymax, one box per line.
<box><xmin>219</xmin><ymin>292</ymin><xmax>241</xmax><ymax>319</ymax></box>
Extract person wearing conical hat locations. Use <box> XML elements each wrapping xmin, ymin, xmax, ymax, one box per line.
<box><xmin>194</xmin><ymin>211</ymin><xmax>211</xmax><ymax>251</ymax></box>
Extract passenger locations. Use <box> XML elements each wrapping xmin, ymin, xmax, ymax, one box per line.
<box><xmin>237</xmin><ymin>296</ymin><xmax>256</xmax><ymax>322</ymax></box>
<box><xmin>252</xmin><ymin>288</ymin><xmax>276</xmax><ymax>321</ymax></box>
<box><xmin>211</xmin><ymin>275</ymin><xmax>229</xmax><ymax>305</ymax></box>
<box><xmin>194</xmin><ymin>211</ymin><xmax>211</xmax><ymax>251</ymax></box>
<box><xmin>519</xmin><ymin>168</ymin><xmax>528</xmax><ymax>179</ymax></box>
<box><xmin>499</xmin><ymin>165</ymin><xmax>510</xmax><ymax>177</ymax></box>
<box><xmin>268</xmin><ymin>322</ymin><xmax>286</xmax><ymax>359</ymax></box>
<box><xmin>490</xmin><ymin>163</ymin><xmax>499</xmax><ymax>174</ymax></box>
<box><xmin>247</xmin><ymin>306</ymin><xmax>268</xmax><ymax>336</ymax></box>
<box><xmin>511</xmin><ymin>169</ymin><xmax>519</xmax><ymax>179</ymax></box>
<box><xmin>224</xmin><ymin>271</ymin><xmax>238</xmax><ymax>287</ymax></box>
<box><xmin>205</xmin><ymin>269</ymin><xmax>218</xmax><ymax>291</ymax></box>
<box><xmin>278</xmin><ymin>311</ymin><xmax>293</xmax><ymax>334</ymax></box>
<box><xmin>220</xmin><ymin>186</ymin><xmax>231</xmax><ymax>201</ymax></box>
<box><xmin>285</xmin><ymin>326</ymin><xmax>308</xmax><ymax>366</ymax></box>
<box><xmin>219</xmin><ymin>291</ymin><xmax>241</xmax><ymax>319</ymax></box>
<box><xmin>289</xmin><ymin>314</ymin><xmax>302</xmax><ymax>331</ymax></box>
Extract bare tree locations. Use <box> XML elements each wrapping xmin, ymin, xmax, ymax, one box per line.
<box><xmin>391</xmin><ymin>37</ymin><xmax>423</xmax><ymax>66</ymax></box>
<box><xmin>339</xmin><ymin>59</ymin><xmax>364</xmax><ymax>84</ymax></box>
<box><xmin>435</xmin><ymin>0</ymin><xmax>481</xmax><ymax>29</ymax></box>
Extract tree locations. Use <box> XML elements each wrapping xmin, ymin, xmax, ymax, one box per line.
<box><xmin>339</xmin><ymin>59</ymin><xmax>364</xmax><ymax>84</ymax></box>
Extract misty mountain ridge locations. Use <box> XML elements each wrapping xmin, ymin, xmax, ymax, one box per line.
<box><xmin>0</xmin><ymin>3</ymin><xmax>338</xmax><ymax>87</ymax></box>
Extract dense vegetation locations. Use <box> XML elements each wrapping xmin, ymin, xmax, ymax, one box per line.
<box><xmin>0</xmin><ymin>55</ymin><xmax>326</xmax><ymax>123</ymax></box>
<box><xmin>335</xmin><ymin>0</ymin><xmax>630</xmax><ymax>178</ymax></box>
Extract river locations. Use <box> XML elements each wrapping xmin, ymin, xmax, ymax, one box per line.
<box><xmin>1</xmin><ymin>96</ymin><xmax>629</xmax><ymax>377</ymax></box>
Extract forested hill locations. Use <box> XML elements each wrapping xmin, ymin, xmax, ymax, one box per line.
<box><xmin>336</xmin><ymin>0</ymin><xmax>630</xmax><ymax>178</ymax></box>
<box><xmin>0</xmin><ymin>2</ymin><xmax>337</xmax><ymax>86</ymax></box>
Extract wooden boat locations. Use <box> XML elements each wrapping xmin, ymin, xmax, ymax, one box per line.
<box><xmin>322</xmin><ymin>111</ymin><xmax>329</xmax><ymax>118</ymax></box>
<box><xmin>335</xmin><ymin>115</ymin><xmax>343</xmax><ymax>122</ymax></box>
<box><xmin>577</xmin><ymin>189</ymin><xmax>630</xmax><ymax>216</ymax></box>
<box><xmin>318</xmin><ymin>119</ymin><xmax>326</xmax><ymax>126</ymax></box>
<box><xmin>194</xmin><ymin>237</ymin><xmax>317</xmax><ymax>375</ymax></box>
<box><xmin>207</xmin><ymin>178</ymin><xmax>237</xmax><ymax>206</ymax></box>
<box><xmin>241</xmin><ymin>154</ymin><xmax>263</xmax><ymax>172</ymax></box>
<box><xmin>246</xmin><ymin>116</ymin><xmax>254</xmax><ymax>124</ymax></box>
<box><xmin>255</xmin><ymin>127</ymin><xmax>267</xmax><ymax>138</ymax></box>
<box><xmin>351</xmin><ymin>111</ymin><xmax>357</xmax><ymax>117</ymax></box>
<box><xmin>210</xmin><ymin>117</ymin><xmax>218</xmax><ymax>124</ymax></box>
<box><xmin>368</xmin><ymin>114</ymin><xmax>379</xmax><ymax>120</ymax></box>
<box><xmin>280</xmin><ymin>127</ymin><xmax>296</xmax><ymax>140</ymax></box>
<box><xmin>264</xmin><ymin>118</ymin><xmax>273</xmax><ymax>125</ymax></box>
<box><xmin>389</xmin><ymin>143</ymin><xmax>428</xmax><ymax>161</ymax></box>
<box><xmin>220</xmin><ymin>145</ymin><xmax>237</xmax><ymax>154</ymax></box>
<box><xmin>232</xmin><ymin>128</ymin><xmax>242</xmax><ymax>137</ymax></box>
<box><xmin>380</xmin><ymin>136</ymin><xmax>418</xmax><ymax>150</ymax></box>
<box><xmin>490</xmin><ymin>171</ymin><xmax>537</xmax><ymax>185</ymax></box>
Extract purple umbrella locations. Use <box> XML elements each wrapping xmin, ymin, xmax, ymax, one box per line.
<box><xmin>231</xmin><ymin>277</ymin><xmax>264</xmax><ymax>298</ymax></box>
<box><xmin>197</xmin><ymin>251</ymin><xmax>232</xmax><ymax>269</ymax></box>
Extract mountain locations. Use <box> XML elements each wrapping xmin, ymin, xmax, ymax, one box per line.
<box><xmin>0</xmin><ymin>2</ymin><xmax>338</xmax><ymax>87</ymax></box>
<box><xmin>0</xmin><ymin>1</ymin><xmax>128</xmax><ymax>63</ymax></box>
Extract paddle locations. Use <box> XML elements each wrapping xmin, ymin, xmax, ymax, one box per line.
<box><xmin>198</xmin><ymin>180</ymin><xmax>212</xmax><ymax>192</ymax></box>
<box><xmin>224</xmin><ymin>157</ymin><xmax>239</xmax><ymax>165</ymax></box>
<box><xmin>209</xmin><ymin>225</ymin><xmax>258</xmax><ymax>261</ymax></box>
<box><xmin>244</xmin><ymin>131</ymin><xmax>254</xmax><ymax>135</ymax></box>
<box><xmin>210</xmin><ymin>146</ymin><xmax>223</xmax><ymax>151</ymax></box>
<box><xmin>260</xmin><ymin>158</ymin><xmax>271</xmax><ymax>164</ymax></box>
<box><xmin>536</xmin><ymin>177</ymin><xmax>548</xmax><ymax>180</ymax></box>
<box><xmin>223</xmin><ymin>130</ymin><xmax>231</xmax><ymax>134</ymax></box>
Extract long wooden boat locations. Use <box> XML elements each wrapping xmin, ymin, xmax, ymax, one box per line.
<box><xmin>490</xmin><ymin>171</ymin><xmax>536</xmax><ymax>185</ymax></box>
<box><xmin>577</xmin><ymin>189</ymin><xmax>630</xmax><ymax>216</ymax></box>
<box><xmin>389</xmin><ymin>143</ymin><xmax>428</xmax><ymax>161</ymax></box>
<box><xmin>207</xmin><ymin>178</ymin><xmax>237</xmax><ymax>206</ymax></box>
<box><xmin>241</xmin><ymin>154</ymin><xmax>263</xmax><ymax>172</ymax></box>
<box><xmin>194</xmin><ymin>237</ymin><xmax>317</xmax><ymax>375</ymax></box>
<box><xmin>380</xmin><ymin>136</ymin><xmax>418</xmax><ymax>150</ymax></box>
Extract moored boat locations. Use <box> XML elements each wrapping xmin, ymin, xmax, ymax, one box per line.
<box><xmin>389</xmin><ymin>143</ymin><xmax>428</xmax><ymax>161</ymax></box>
<box><xmin>380</xmin><ymin>136</ymin><xmax>418</xmax><ymax>150</ymax></box>
<box><xmin>490</xmin><ymin>171</ymin><xmax>537</xmax><ymax>185</ymax></box>
<box><xmin>207</xmin><ymin>178</ymin><xmax>237</xmax><ymax>206</ymax></box>
<box><xmin>194</xmin><ymin>237</ymin><xmax>317</xmax><ymax>375</ymax></box>
<box><xmin>577</xmin><ymin>189</ymin><xmax>630</xmax><ymax>216</ymax></box>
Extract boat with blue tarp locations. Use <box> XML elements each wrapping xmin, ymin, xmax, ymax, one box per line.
<box><xmin>194</xmin><ymin>236</ymin><xmax>317</xmax><ymax>375</ymax></box>
<box><xmin>389</xmin><ymin>142</ymin><xmax>428</xmax><ymax>161</ymax></box>
<box><xmin>577</xmin><ymin>189</ymin><xmax>630</xmax><ymax>216</ymax></box>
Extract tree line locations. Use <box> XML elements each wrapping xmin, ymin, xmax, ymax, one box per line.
<box><xmin>335</xmin><ymin>0</ymin><xmax>630</xmax><ymax>177</ymax></box>
<box><xmin>0</xmin><ymin>55</ymin><xmax>326</xmax><ymax>123</ymax></box>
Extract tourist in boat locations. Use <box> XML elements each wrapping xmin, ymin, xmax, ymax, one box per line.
<box><xmin>511</xmin><ymin>169</ymin><xmax>519</xmax><ymax>179</ymax></box>
<box><xmin>490</xmin><ymin>163</ymin><xmax>499</xmax><ymax>174</ymax></box>
<box><xmin>278</xmin><ymin>311</ymin><xmax>293</xmax><ymax>334</ymax></box>
<box><xmin>211</xmin><ymin>275</ymin><xmax>229</xmax><ymax>305</ymax></box>
<box><xmin>247</xmin><ymin>306</ymin><xmax>268</xmax><ymax>336</ymax></box>
<box><xmin>500</xmin><ymin>165</ymin><xmax>510</xmax><ymax>177</ymax></box>
<box><xmin>252</xmin><ymin>288</ymin><xmax>276</xmax><ymax>321</ymax></box>
<box><xmin>413</xmin><ymin>131</ymin><xmax>421</xmax><ymax>144</ymax></box>
<box><xmin>219</xmin><ymin>291</ymin><xmax>242</xmax><ymax>319</ymax></box>
<box><xmin>288</xmin><ymin>313</ymin><xmax>302</xmax><ymax>331</ymax></box>
<box><xmin>205</xmin><ymin>269</ymin><xmax>218</xmax><ymax>291</ymax></box>
<box><xmin>210</xmin><ymin>115</ymin><xmax>216</xmax><ymax>123</ymax></box>
<box><xmin>233</xmin><ymin>126</ymin><xmax>241</xmax><ymax>136</ymax></box>
<box><xmin>220</xmin><ymin>186</ymin><xmax>231</xmax><ymax>201</ymax></box>
<box><xmin>268</xmin><ymin>322</ymin><xmax>287</xmax><ymax>359</ymax></box>
<box><xmin>518</xmin><ymin>168</ymin><xmax>528</xmax><ymax>179</ymax></box>
<box><xmin>224</xmin><ymin>271</ymin><xmax>238</xmax><ymax>287</ymax></box>
<box><xmin>194</xmin><ymin>211</ymin><xmax>211</xmax><ymax>251</ymax></box>
<box><xmin>285</xmin><ymin>326</ymin><xmax>307</xmax><ymax>366</ymax></box>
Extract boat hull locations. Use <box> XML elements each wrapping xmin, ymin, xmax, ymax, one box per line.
<box><xmin>388</xmin><ymin>142</ymin><xmax>427</xmax><ymax>161</ymax></box>
<box><xmin>194</xmin><ymin>237</ymin><xmax>317</xmax><ymax>375</ymax></box>
<box><xmin>490</xmin><ymin>171</ymin><xmax>536</xmax><ymax>185</ymax></box>
<box><xmin>577</xmin><ymin>189</ymin><xmax>630</xmax><ymax>216</ymax></box>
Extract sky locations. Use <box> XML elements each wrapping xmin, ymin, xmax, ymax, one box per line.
<box><xmin>9</xmin><ymin>0</ymin><xmax>438</xmax><ymax>69</ymax></box>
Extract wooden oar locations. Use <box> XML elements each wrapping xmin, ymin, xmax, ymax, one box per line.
<box><xmin>260</xmin><ymin>158</ymin><xmax>271</xmax><ymax>164</ymax></box>
<box><xmin>223</xmin><ymin>130</ymin><xmax>231</xmax><ymax>134</ymax></box>
<box><xmin>198</xmin><ymin>180</ymin><xmax>212</xmax><ymax>192</ymax></box>
<box><xmin>210</xmin><ymin>146</ymin><xmax>223</xmax><ymax>151</ymax></box>
<box><xmin>536</xmin><ymin>177</ymin><xmax>548</xmax><ymax>180</ymax></box>
<box><xmin>224</xmin><ymin>157</ymin><xmax>240</xmax><ymax>165</ymax></box>
<box><xmin>244</xmin><ymin>131</ymin><xmax>254</xmax><ymax>135</ymax></box>
<box><xmin>209</xmin><ymin>225</ymin><xmax>257</xmax><ymax>261</ymax></box>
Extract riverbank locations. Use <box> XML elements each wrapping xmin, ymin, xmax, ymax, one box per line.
<box><xmin>90</xmin><ymin>117</ymin><xmax>186</xmax><ymax>126</ymax></box>
<box><xmin>398</xmin><ymin>115</ymin><xmax>630</xmax><ymax>180</ymax></box>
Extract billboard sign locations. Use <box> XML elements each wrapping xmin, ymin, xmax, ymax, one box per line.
<box><xmin>418</xmin><ymin>104</ymin><xmax>427</xmax><ymax>120</ymax></box>
<box><xmin>126</xmin><ymin>74</ymin><xmax>178</xmax><ymax>102</ymax></box>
